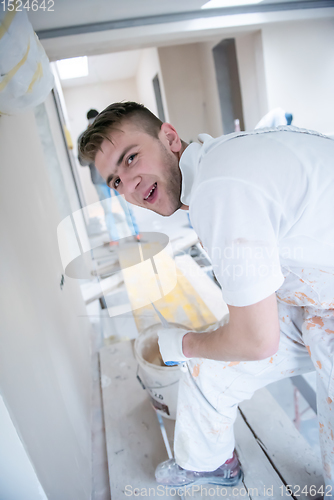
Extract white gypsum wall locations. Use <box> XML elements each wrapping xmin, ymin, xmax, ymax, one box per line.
<box><xmin>197</xmin><ymin>39</ymin><xmax>224</xmax><ymax>138</ymax></box>
<box><xmin>35</xmin><ymin>94</ymin><xmax>82</xmax><ymax>219</ymax></box>
<box><xmin>0</xmin><ymin>111</ymin><xmax>92</xmax><ymax>500</ymax></box>
<box><xmin>136</xmin><ymin>47</ymin><xmax>169</xmax><ymax>121</ymax></box>
<box><xmin>197</xmin><ymin>33</ymin><xmax>267</xmax><ymax>134</ymax></box>
<box><xmin>157</xmin><ymin>37</ymin><xmax>255</xmax><ymax>139</ymax></box>
<box><xmin>261</xmin><ymin>18</ymin><xmax>334</xmax><ymax>134</ymax></box>
<box><xmin>63</xmin><ymin>77</ymin><xmax>139</xmax><ymax>205</ymax></box>
<box><xmin>235</xmin><ymin>30</ymin><xmax>268</xmax><ymax>131</ymax></box>
<box><xmin>0</xmin><ymin>394</ymin><xmax>47</xmax><ymax>500</ymax></box>
<box><xmin>158</xmin><ymin>43</ymin><xmax>206</xmax><ymax>143</ymax></box>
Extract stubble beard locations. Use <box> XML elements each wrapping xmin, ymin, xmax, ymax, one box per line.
<box><xmin>158</xmin><ymin>141</ymin><xmax>183</xmax><ymax>216</ymax></box>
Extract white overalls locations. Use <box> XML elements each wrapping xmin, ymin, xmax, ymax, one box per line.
<box><xmin>174</xmin><ymin>269</ymin><xmax>334</xmax><ymax>487</ymax></box>
<box><xmin>176</xmin><ymin>127</ymin><xmax>334</xmax><ymax>488</ymax></box>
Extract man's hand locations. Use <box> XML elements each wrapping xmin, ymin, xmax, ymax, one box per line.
<box><xmin>157</xmin><ymin>327</ymin><xmax>192</xmax><ymax>365</ymax></box>
<box><xmin>182</xmin><ymin>293</ymin><xmax>280</xmax><ymax>362</ymax></box>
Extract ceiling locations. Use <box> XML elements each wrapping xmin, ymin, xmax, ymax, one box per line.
<box><xmin>59</xmin><ymin>50</ymin><xmax>142</xmax><ymax>88</ymax></box>
<box><xmin>29</xmin><ymin>0</ymin><xmax>332</xmax><ymax>35</ymax></box>
<box><xmin>30</xmin><ymin>0</ymin><xmax>334</xmax><ymax>62</ymax></box>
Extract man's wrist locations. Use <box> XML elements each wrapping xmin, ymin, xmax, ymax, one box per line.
<box><xmin>182</xmin><ymin>331</ymin><xmax>198</xmax><ymax>358</ymax></box>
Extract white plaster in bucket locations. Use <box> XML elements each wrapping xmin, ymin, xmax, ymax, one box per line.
<box><xmin>134</xmin><ymin>323</ymin><xmax>187</xmax><ymax>420</ymax></box>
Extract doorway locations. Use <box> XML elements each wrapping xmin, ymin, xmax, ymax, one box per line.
<box><xmin>212</xmin><ymin>38</ymin><xmax>245</xmax><ymax>134</ymax></box>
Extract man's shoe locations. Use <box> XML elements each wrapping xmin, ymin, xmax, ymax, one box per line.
<box><xmin>155</xmin><ymin>451</ymin><xmax>243</xmax><ymax>487</ymax></box>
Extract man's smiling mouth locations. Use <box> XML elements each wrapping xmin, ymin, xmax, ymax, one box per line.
<box><xmin>144</xmin><ymin>182</ymin><xmax>157</xmax><ymax>202</ymax></box>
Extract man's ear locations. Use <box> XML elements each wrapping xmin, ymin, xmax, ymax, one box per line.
<box><xmin>160</xmin><ymin>123</ymin><xmax>182</xmax><ymax>153</ymax></box>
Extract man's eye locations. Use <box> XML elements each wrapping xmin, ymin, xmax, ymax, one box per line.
<box><xmin>114</xmin><ymin>178</ymin><xmax>120</xmax><ymax>188</ymax></box>
<box><xmin>127</xmin><ymin>154</ymin><xmax>136</xmax><ymax>165</ymax></box>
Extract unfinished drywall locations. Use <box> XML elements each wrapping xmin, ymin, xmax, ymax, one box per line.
<box><xmin>63</xmin><ymin>77</ymin><xmax>139</xmax><ymax>205</ymax></box>
<box><xmin>0</xmin><ymin>111</ymin><xmax>92</xmax><ymax>500</ymax></box>
<box><xmin>236</xmin><ymin>31</ymin><xmax>268</xmax><ymax>130</ymax></box>
<box><xmin>158</xmin><ymin>43</ymin><xmax>206</xmax><ymax>143</ymax></box>
<box><xmin>197</xmin><ymin>40</ymin><xmax>223</xmax><ymax>138</ymax></box>
<box><xmin>261</xmin><ymin>18</ymin><xmax>334</xmax><ymax>133</ymax></box>
<box><xmin>157</xmin><ymin>39</ymin><xmax>242</xmax><ymax>139</ymax></box>
<box><xmin>0</xmin><ymin>394</ymin><xmax>47</xmax><ymax>500</ymax></box>
<box><xmin>136</xmin><ymin>47</ymin><xmax>169</xmax><ymax>121</ymax></box>
<box><xmin>197</xmin><ymin>31</ymin><xmax>268</xmax><ymax>133</ymax></box>
<box><xmin>35</xmin><ymin>96</ymin><xmax>81</xmax><ymax>219</ymax></box>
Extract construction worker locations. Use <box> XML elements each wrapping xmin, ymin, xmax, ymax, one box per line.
<box><xmin>79</xmin><ymin>102</ymin><xmax>334</xmax><ymax>494</ymax></box>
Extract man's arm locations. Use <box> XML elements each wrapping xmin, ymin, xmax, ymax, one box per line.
<box><xmin>182</xmin><ymin>293</ymin><xmax>280</xmax><ymax>361</ymax></box>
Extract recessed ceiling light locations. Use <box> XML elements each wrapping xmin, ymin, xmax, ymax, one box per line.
<box><xmin>56</xmin><ymin>56</ymin><xmax>89</xmax><ymax>80</ymax></box>
<box><xmin>202</xmin><ymin>0</ymin><xmax>263</xmax><ymax>8</ymax></box>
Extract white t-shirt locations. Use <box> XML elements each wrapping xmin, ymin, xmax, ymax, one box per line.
<box><xmin>179</xmin><ymin>127</ymin><xmax>334</xmax><ymax>307</ymax></box>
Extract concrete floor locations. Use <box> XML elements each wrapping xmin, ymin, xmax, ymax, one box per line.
<box><xmin>267</xmin><ymin>376</ymin><xmax>321</xmax><ymax>459</ymax></box>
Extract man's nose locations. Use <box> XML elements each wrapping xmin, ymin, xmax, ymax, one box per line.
<box><xmin>122</xmin><ymin>172</ymin><xmax>141</xmax><ymax>196</ymax></box>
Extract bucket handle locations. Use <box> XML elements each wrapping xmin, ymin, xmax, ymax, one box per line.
<box><xmin>136</xmin><ymin>365</ymin><xmax>146</xmax><ymax>390</ymax></box>
<box><xmin>136</xmin><ymin>365</ymin><xmax>179</xmax><ymax>390</ymax></box>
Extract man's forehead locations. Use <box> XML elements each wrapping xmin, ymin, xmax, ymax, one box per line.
<box><xmin>100</xmin><ymin>122</ymin><xmax>142</xmax><ymax>153</ymax></box>
<box><xmin>95</xmin><ymin>125</ymin><xmax>141</xmax><ymax>175</ymax></box>
<box><xmin>97</xmin><ymin>129</ymin><xmax>124</xmax><ymax>161</ymax></box>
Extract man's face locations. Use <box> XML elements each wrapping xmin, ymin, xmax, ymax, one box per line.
<box><xmin>95</xmin><ymin>121</ymin><xmax>183</xmax><ymax>216</ymax></box>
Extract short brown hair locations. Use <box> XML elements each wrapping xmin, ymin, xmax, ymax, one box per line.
<box><xmin>79</xmin><ymin>101</ymin><xmax>163</xmax><ymax>162</ymax></box>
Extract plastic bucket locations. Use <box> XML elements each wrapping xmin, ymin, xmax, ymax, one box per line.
<box><xmin>134</xmin><ymin>322</ymin><xmax>186</xmax><ymax>420</ymax></box>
